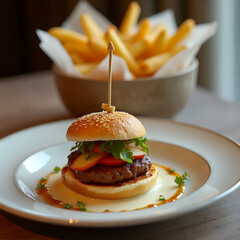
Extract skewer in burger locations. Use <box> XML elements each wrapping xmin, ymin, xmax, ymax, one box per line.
<box><xmin>62</xmin><ymin>111</ymin><xmax>158</xmax><ymax>199</ymax></box>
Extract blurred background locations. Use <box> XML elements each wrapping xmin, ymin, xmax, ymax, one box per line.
<box><xmin>0</xmin><ymin>0</ymin><xmax>239</xmax><ymax>102</ymax></box>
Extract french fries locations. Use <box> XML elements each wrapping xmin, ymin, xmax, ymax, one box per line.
<box><xmin>140</xmin><ymin>46</ymin><xmax>186</xmax><ymax>75</ymax></box>
<box><xmin>69</xmin><ymin>52</ymin><xmax>84</xmax><ymax>65</ymax></box>
<box><xmin>165</xmin><ymin>19</ymin><xmax>195</xmax><ymax>51</ymax></box>
<box><xmin>119</xmin><ymin>1</ymin><xmax>141</xmax><ymax>35</ymax></box>
<box><xmin>105</xmin><ymin>27</ymin><xmax>141</xmax><ymax>76</ymax></box>
<box><xmin>130</xmin><ymin>18</ymin><xmax>151</xmax><ymax>42</ymax></box>
<box><xmin>129</xmin><ymin>40</ymin><xmax>148</xmax><ymax>58</ymax></box>
<box><xmin>144</xmin><ymin>29</ymin><xmax>169</xmax><ymax>58</ymax></box>
<box><xmin>89</xmin><ymin>38</ymin><xmax>108</xmax><ymax>58</ymax></box>
<box><xmin>129</xmin><ymin>23</ymin><xmax>166</xmax><ymax>58</ymax></box>
<box><xmin>80</xmin><ymin>13</ymin><xmax>105</xmax><ymax>39</ymax></box>
<box><xmin>48</xmin><ymin>27</ymin><xmax>88</xmax><ymax>46</ymax></box>
<box><xmin>74</xmin><ymin>62</ymin><xmax>98</xmax><ymax>75</ymax></box>
<box><xmin>144</xmin><ymin>24</ymin><xmax>166</xmax><ymax>44</ymax></box>
<box><xmin>80</xmin><ymin>13</ymin><xmax>108</xmax><ymax>58</ymax></box>
<box><xmin>63</xmin><ymin>42</ymin><xmax>102</xmax><ymax>62</ymax></box>
<box><xmin>48</xmin><ymin>2</ymin><xmax>195</xmax><ymax>78</ymax></box>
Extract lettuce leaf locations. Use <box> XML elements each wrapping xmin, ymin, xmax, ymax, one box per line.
<box><xmin>71</xmin><ymin>137</ymin><xmax>149</xmax><ymax>163</ymax></box>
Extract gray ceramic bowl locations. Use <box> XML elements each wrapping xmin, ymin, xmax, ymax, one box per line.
<box><xmin>52</xmin><ymin>60</ymin><xmax>198</xmax><ymax>118</ymax></box>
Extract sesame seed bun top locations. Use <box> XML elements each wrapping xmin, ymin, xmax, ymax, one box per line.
<box><xmin>66</xmin><ymin>111</ymin><xmax>146</xmax><ymax>141</ymax></box>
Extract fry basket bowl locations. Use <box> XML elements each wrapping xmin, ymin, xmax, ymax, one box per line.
<box><xmin>52</xmin><ymin>60</ymin><xmax>198</xmax><ymax>118</ymax></box>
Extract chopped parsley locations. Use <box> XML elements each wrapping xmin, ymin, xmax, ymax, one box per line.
<box><xmin>159</xmin><ymin>195</ymin><xmax>165</xmax><ymax>201</ymax></box>
<box><xmin>64</xmin><ymin>203</ymin><xmax>73</xmax><ymax>209</ymax></box>
<box><xmin>77</xmin><ymin>201</ymin><xmax>87</xmax><ymax>211</ymax></box>
<box><xmin>80</xmin><ymin>206</ymin><xmax>87</xmax><ymax>211</ymax></box>
<box><xmin>71</xmin><ymin>137</ymin><xmax>149</xmax><ymax>163</ymax></box>
<box><xmin>170</xmin><ymin>168</ymin><xmax>176</xmax><ymax>172</ymax></box>
<box><xmin>37</xmin><ymin>183</ymin><xmax>46</xmax><ymax>189</ymax></box>
<box><xmin>174</xmin><ymin>171</ymin><xmax>190</xmax><ymax>187</ymax></box>
<box><xmin>41</xmin><ymin>177</ymin><xmax>47</xmax><ymax>181</ymax></box>
<box><xmin>53</xmin><ymin>166</ymin><xmax>61</xmax><ymax>173</ymax></box>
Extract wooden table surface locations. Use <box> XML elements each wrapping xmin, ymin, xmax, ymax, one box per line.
<box><xmin>0</xmin><ymin>71</ymin><xmax>239</xmax><ymax>240</ymax></box>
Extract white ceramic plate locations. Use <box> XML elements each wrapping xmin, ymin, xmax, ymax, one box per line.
<box><xmin>0</xmin><ymin>118</ymin><xmax>239</xmax><ymax>227</ymax></box>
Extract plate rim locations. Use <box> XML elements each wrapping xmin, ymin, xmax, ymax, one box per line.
<box><xmin>0</xmin><ymin>118</ymin><xmax>239</xmax><ymax>227</ymax></box>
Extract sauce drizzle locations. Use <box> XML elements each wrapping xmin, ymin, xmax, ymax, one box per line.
<box><xmin>36</xmin><ymin>164</ymin><xmax>184</xmax><ymax>212</ymax></box>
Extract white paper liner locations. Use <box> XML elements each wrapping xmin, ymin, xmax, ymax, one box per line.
<box><xmin>36</xmin><ymin>1</ymin><xmax>217</xmax><ymax>80</ymax></box>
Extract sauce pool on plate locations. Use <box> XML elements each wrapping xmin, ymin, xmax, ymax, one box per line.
<box><xmin>36</xmin><ymin>164</ymin><xmax>185</xmax><ymax>212</ymax></box>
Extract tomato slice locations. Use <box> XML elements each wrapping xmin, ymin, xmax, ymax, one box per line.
<box><xmin>92</xmin><ymin>142</ymin><xmax>103</xmax><ymax>153</ymax></box>
<box><xmin>99</xmin><ymin>155</ymin><xmax>126</xmax><ymax>166</ymax></box>
<box><xmin>70</xmin><ymin>152</ymin><xmax>107</xmax><ymax>171</ymax></box>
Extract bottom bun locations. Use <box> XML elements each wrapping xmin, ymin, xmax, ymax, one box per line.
<box><xmin>61</xmin><ymin>165</ymin><xmax>158</xmax><ymax>200</ymax></box>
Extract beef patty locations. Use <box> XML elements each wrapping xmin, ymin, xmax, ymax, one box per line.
<box><xmin>67</xmin><ymin>150</ymin><xmax>152</xmax><ymax>185</ymax></box>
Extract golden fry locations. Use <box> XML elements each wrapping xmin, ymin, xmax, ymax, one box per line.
<box><xmin>131</xmin><ymin>18</ymin><xmax>151</xmax><ymax>42</ymax></box>
<box><xmin>129</xmin><ymin>24</ymin><xmax>166</xmax><ymax>58</ymax></box>
<box><xmin>119</xmin><ymin>1</ymin><xmax>141</xmax><ymax>35</ymax></box>
<box><xmin>140</xmin><ymin>52</ymin><xmax>170</xmax><ymax>75</ymax></box>
<box><xmin>64</xmin><ymin>42</ymin><xmax>102</xmax><ymax>62</ymax></box>
<box><xmin>69</xmin><ymin>52</ymin><xmax>84</xmax><ymax>64</ymax></box>
<box><xmin>166</xmin><ymin>19</ymin><xmax>195</xmax><ymax>51</ymax></box>
<box><xmin>129</xmin><ymin>40</ymin><xmax>148</xmax><ymax>58</ymax></box>
<box><xmin>80</xmin><ymin>13</ymin><xmax>105</xmax><ymax>39</ymax></box>
<box><xmin>154</xmin><ymin>29</ymin><xmax>169</xmax><ymax>53</ymax></box>
<box><xmin>144</xmin><ymin>24</ymin><xmax>166</xmax><ymax>44</ymax></box>
<box><xmin>140</xmin><ymin>46</ymin><xmax>186</xmax><ymax>75</ymax></box>
<box><xmin>119</xmin><ymin>32</ymin><xmax>133</xmax><ymax>43</ymax></box>
<box><xmin>145</xmin><ymin>29</ymin><xmax>169</xmax><ymax>57</ymax></box>
<box><xmin>89</xmin><ymin>38</ymin><xmax>108</xmax><ymax>58</ymax></box>
<box><xmin>105</xmin><ymin>27</ymin><xmax>141</xmax><ymax>76</ymax></box>
<box><xmin>74</xmin><ymin>62</ymin><xmax>98</xmax><ymax>75</ymax></box>
<box><xmin>48</xmin><ymin>27</ymin><xmax>88</xmax><ymax>45</ymax></box>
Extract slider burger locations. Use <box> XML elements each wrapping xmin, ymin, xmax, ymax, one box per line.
<box><xmin>62</xmin><ymin>111</ymin><xmax>158</xmax><ymax>199</ymax></box>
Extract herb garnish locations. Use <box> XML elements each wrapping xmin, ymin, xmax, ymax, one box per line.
<box><xmin>41</xmin><ymin>177</ymin><xmax>47</xmax><ymax>181</ymax></box>
<box><xmin>71</xmin><ymin>142</ymin><xmax>95</xmax><ymax>160</ymax></box>
<box><xmin>174</xmin><ymin>171</ymin><xmax>190</xmax><ymax>187</ymax></box>
<box><xmin>71</xmin><ymin>137</ymin><xmax>149</xmax><ymax>163</ymax></box>
<box><xmin>64</xmin><ymin>203</ymin><xmax>73</xmax><ymax>209</ymax></box>
<box><xmin>100</xmin><ymin>140</ymin><xmax>133</xmax><ymax>163</ymax></box>
<box><xmin>77</xmin><ymin>201</ymin><xmax>87</xmax><ymax>211</ymax></box>
<box><xmin>159</xmin><ymin>195</ymin><xmax>165</xmax><ymax>201</ymax></box>
<box><xmin>170</xmin><ymin>168</ymin><xmax>176</xmax><ymax>172</ymax></box>
<box><xmin>53</xmin><ymin>166</ymin><xmax>61</xmax><ymax>173</ymax></box>
<box><xmin>37</xmin><ymin>183</ymin><xmax>46</xmax><ymax>189</ymax></box>
<box><xmin>133</xmin><ymin>137</ymin><xmax>149</xmax><ymax>154</ymax></box>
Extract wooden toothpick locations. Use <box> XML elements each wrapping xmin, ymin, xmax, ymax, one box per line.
<box><xmin>108</xmin><ymin>41</ymin><xmax>114</xmax><ymax>107</ymax></box>
<box><xmin>102</xmin><ymin>41</ymin><xmax>116</xmax><ymax>113</ymax></box>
